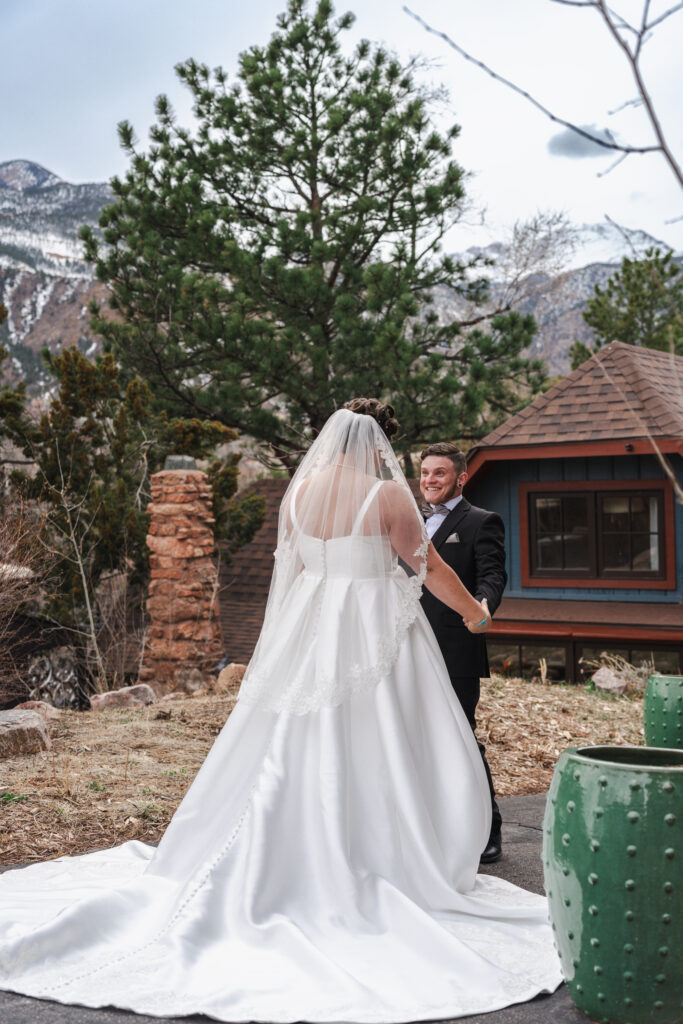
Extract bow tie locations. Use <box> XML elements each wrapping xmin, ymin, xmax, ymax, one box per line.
<box><xmin>421</xmin><ymin>502</ymin><xmax>452</xmax><ymax>520</ymax></box>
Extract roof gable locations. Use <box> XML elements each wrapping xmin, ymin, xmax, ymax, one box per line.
<box><xmin>477</xmin><ymin>341</ymin><xmax>683</xmax><ymax>449</ymax></box>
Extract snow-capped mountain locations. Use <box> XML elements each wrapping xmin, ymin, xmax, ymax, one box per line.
<box><xmin>451</xmin><ymin>220</ymin><xmax>678</xmax><ymax>374</ymax></box>
<box><xmin>461</xmin><ymin>221</ymin><xmax>671</xmax><ymax>277</ymax></box>
<box><xmin>0</xmin><ymin>160</ymin><xmax>110</xmax><ymax>384</ymax></box>
<box><xmin>564</xmin><ymin>222</ymin><xmax>670</xmax><ymax>271</ymax></box>
<box><xmin>0</xmin><ymin>159</ymin><xmax>110</xmax><ymax>276</ymax></box>
<box><xmin>1</xmin><ymin>159</ymin><xmax>679</xmax><ymax>388</ymax></box>
<box><xmin>0</xmin><ymin>160</ymin><xmax>62</xmax><ymax>192</ymax></box>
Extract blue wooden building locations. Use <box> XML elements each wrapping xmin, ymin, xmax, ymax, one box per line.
<box><xmin>464</xmin><ymin>341</ymin><xmax>683</xmax><ymax>682</ymax></box>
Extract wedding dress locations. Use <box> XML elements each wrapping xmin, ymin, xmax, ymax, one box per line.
<box><xmin>0</xmin><ymin>410</ymin><xmax>562</xmax><ymax>1022</ymax></box>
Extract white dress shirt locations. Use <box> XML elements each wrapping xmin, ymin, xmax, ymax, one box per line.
<box><xmin>424</xmin><ymin>494</ymin><xmax>462</xmax><ymax>539</ymax></box>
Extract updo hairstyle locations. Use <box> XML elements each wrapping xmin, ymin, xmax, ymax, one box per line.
<box><xmin>343</xmin><ymin>397</ymin><xmax>399</xmax><ymax>440</ymax></box>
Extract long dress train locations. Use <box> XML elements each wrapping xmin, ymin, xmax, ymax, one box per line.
<box><xmin>0</xmin><ymin>525</ymin><xmax>562</xmax><ymax>1021</ymax></box>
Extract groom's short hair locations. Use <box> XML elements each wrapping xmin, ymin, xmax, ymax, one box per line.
<box><xmin>420</xmin><ymin>442</ymin><xmax>467</xmax><ymax>475</ymax></box>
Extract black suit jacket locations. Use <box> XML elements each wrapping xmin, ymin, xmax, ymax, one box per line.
<box><xmin>420</xmin><ymin>498</ymin><xmax>507</xmax><ymax>680</ymax></box>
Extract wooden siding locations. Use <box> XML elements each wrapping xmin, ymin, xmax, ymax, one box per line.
<box><xmin>465</xmin><ymin>453</ymin><xmax>683</xmax><ymax>604</ymax></box>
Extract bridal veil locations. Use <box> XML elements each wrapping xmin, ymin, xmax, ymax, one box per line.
<box><xmin>239</xmin><ymin>408</ymin><xmax>430</xmax><ymax>714</ymax></box>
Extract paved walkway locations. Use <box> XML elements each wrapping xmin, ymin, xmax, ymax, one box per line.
<box><xmin>0</xmin><ymin>794</ymin><xmax>584</xmax><ymax>1024</ymax></box>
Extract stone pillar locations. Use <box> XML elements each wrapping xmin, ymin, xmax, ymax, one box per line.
<box><xmin>138</xmin><ymin>460</ymin><xmax>223</xmax><ymax>695</ymax></box>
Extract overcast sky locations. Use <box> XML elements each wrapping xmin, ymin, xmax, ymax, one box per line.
<box><xmin>3</xmin><ymin>0</ymin><xmax>682</xmax><ymax>252</ymax></box>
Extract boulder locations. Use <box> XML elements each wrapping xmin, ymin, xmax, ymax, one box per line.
<box><xmin>213</xmin><ymin>663</ymin><xmax>247</xmax><ymax>695</ymax></box>
<box><xmin>89</xmin><ymin>683</ymin><xmax>157</xmax><ymax>711</ymax></box>
<box><xmin>592</xmin><ymin>666</ymin><xmax>628</xmax><ymax>695</ymax></box>
<box><xmin>172</xmin><ymin>666</ymin><xmax>209</xmax><ymax>694</ymax></box>
<box><xmin>0</xmin><ymin>709</ymin><xmax>51</xmax><ymax>757</ymax></box>
<box><xmin>14</xmin><ymin>700</ymin><xmax>62</xmax><ymax>722</ymax></box>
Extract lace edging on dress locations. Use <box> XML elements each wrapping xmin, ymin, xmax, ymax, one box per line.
<box><xmin>238</xmin><ymin>535</ymin><xmax>429</xmax><ymax>715</ymax></box>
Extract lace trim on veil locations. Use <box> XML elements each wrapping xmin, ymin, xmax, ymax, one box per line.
<box><xmin>238</xmin><ymin>532</ymin><xmax>429</xmax><ymax>715</ymax></box>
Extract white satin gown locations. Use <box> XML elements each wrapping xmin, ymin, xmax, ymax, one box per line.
<box><xmin>0</xmin><ymin>488</ymin><xmax>562</xmax><ymax>1021</ymax></box>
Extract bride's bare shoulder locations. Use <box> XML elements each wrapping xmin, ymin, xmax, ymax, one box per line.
<box><xmin>379</xmin><ymin>479</ymin><xmax>417</xmax><ymax>511</ymax></box>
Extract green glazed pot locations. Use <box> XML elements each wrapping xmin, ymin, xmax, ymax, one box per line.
<box><xmin>543</xmin><ymin>745</ymin><xmax>683</xmax><ymax>1024</ymax></box>
<box><xmin>644</xmin><ymin>675</ymin><xmax>683</xmax><ymax>750</ymax></box>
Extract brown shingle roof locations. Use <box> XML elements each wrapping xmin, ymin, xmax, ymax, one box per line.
<box><xmin>476</xmin><ymin>342</ymin><xmax>683</xmax><ymax>450</ymax></box>
<box><xmin>493</xmin><ymin>597</ymin><xmax>682</xmax><ymax>632</ymax></box>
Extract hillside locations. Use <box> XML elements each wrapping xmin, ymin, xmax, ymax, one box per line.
<box><xmin>0</xmin><ymin>159</ymin><xmax>678</xmax><ymax>388</ymax></box>
<box><xmin>0</xmin><ymin>160</ymin><xmax>109</xmax><ymax>387</ymax></box>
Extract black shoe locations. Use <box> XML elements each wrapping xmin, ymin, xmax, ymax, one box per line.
<box><xmin>480</xmin><ymin>834</ymin><xmax>502</xmax><ymax>864</ymax></box>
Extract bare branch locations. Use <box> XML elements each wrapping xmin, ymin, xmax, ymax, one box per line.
<box><xmin>404</xmin><ymin>3</ymin><xmax>683</xmax><ymax>190</ymax></box>
<box><xmin>595</xmin><ymin>1</ymin><xmax>683</xmax><ymax>187</ymax></box>
<box><xmin>604</xmin><ymin>3</ymin><xmax>640</xmax><ymax>39</ymax></box>
<box><xmin>402</xmin><ymin>7</ymin><xmax>660</xmax><ymax>157</ymax></box>
<box><xmin>646</xmin><ymin>1</ymin><xmax>683</xmax><ymax>32</ymax></box>
<box><xmin>608</xmin><ymin>97</ymin><xmax>643</xmax><ymax>115</ymax></box>
<box><xmin>597</xmin><ymin>151</ymin><xmax>629</xmax><ymax>177</ymax></box>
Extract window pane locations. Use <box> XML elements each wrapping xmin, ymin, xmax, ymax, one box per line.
<box><xmin>520</xmin><ymin>645</ymin><xmax>567</xmax><ymax>681</ymax></box>
<box><xmin>535</xmin><ymin>497</ymin><xmax>561</xmax><ymax>533</ymax></box>
<box><xmin>563</xmin><ymin>497</ymin><xmax>590</xmax><ymax>569</ymax></box>
<box><xmin>564</xmin><ymin>532</ymin><xmax>590</xmax><ymax>569</ymax></box>
<box><xmin>602</xmin><ymin>533</ymin><xmax>631</xmax><ymax>571</ymax></box>
<box><xmin>602</xmin><ymin>496</ymin><xmax>630</xmax><ymax>531</ymax></box>
<box><xmin>536</xmin><ymin>535</ymin><xmax>563</xmax><ymax>569</ymax></box>
<box><xmin>624</xmin><ymin>650</ymin><xmax>680</xmax><ymax>674</ymax></box>
<box><xmin>630</xmin><ymin>496</ymin><xmax>651</xmax><ymax>532</ymax></box>
<box><xmin>487</xmin><ymin>643</ymin><xmax>520</xmax><ymax>677</ymax></box>
<box><xmin>579</xmin><ymin>647</ymin><xmax>629</xmax><ymax>678</ymax></box>
<box><xmin>563</xmin><ymin>496</ymin><xmax>589</xmax><ymax>534</ymax></box>
<box><xmin>650</xmin><ymin>650</ymin><xmax>681</xmax><ymax>673</ymax></box>
<box><xmin>632</xmin><ymin>533</ymin><xmax>659</xmax><ymax>571</ymax></box>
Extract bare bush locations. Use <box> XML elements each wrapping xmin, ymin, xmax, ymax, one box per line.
<box><xmin>0</xmin><ymin>502</ymin><xmax>55</xmax><ymax>703</ymax></box>
<box><xmin>579</xmin><ymin>651</ymin><xmax>656</xmax><ymax>693</ymax></box>
<box><xmin>93</xmin><ymin>572</ymin><xmax>147</xmax><ymax>694</ymax></box>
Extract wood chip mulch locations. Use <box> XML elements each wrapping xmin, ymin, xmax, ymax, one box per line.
<box><xmin>0</xmin><ymin>677</ymin><xmax>644</xmax><ymax>866</ymax></box>
<box><xmin>478</xmin><ymin>675</ymin><xmax>644</xmax><ymax>796</ymax></box>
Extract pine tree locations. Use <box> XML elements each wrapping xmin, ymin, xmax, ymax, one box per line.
<box><xmin>5</xmin><ymin>349</ymin><xmax>264</xmax><ymax>630</ymax></box>
<box><xmin>81</xmin><ymin>0</ymin><xmax>544</xmax><ymax>471</ymax></box>
<box><xmin>569</xmin><ymin>247</ymin><xmax>683</xmax><ymax>370</ymax></box>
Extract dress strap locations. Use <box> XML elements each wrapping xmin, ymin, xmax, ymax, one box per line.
<box><xmin>351</xmin><ymin>480</ymin><xmax>384</xmax><ymax>535</ymax></box>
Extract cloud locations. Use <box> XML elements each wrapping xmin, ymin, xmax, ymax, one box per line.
<box><xmin>547</xmin><ymin>124</ymin><xmax>615</xmax><ymax>159</ymax></box>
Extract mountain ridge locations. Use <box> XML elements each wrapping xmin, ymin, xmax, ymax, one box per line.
<box><xmin>0</xmin><ymin>161</ymin><xmax>678</xmax><ymax>388</ymax></box>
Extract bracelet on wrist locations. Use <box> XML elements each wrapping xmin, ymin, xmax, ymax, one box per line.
<box><xmin>475</xmin><ymin>615</ymin><xmax>489</xmax><ymax>627</ymax></box>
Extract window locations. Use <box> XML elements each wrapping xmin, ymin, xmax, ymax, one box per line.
<box><xmin>579</xmin><ymin>646</ymin><xmax>682</xmax><ymax>678</ymax></box>
<box><xmin>488</xmin><ymin>639</ymin><xmax>682</xmax><ymax>685</ymax></box>
<box><xmin>529</xmin><ymin>488</ymin><xmax>665</xmax><ymax>581</ymax></box>
<box><xmin>599</xmin><ymin>494</ymin><xmax>661</xmax><ymax>574</ymax></box>
<box><xmin>487</xmin><ymin>641</ymin><xmax>567</xmax><ymax>682</ymax></box>
<box><xmin>532</xmin><ymin>494</ymin><xmax>591</xmax><ymax>572</ymax></box>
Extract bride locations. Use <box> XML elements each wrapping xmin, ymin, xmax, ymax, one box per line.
<box><xmin>0</xmin><ymin>399</ymin><xmax>562</xmax><ymax>1021</ymax></box>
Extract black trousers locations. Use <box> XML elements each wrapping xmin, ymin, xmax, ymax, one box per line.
<box><xmin>450</xmin><ymin>674</ymin><xmax>502</xmax><ymax>841</ymax></box>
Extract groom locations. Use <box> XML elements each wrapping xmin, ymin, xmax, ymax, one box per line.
<box><xmin>419</xmin><ymin>442</ymin><xmax>507</xmax><ymax>864</ymax></box>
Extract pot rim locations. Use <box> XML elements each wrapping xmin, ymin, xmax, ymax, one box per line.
<box><xmin>567</xmin><ymin>744</ymin><xmax>683</xmax><ymax>770</ymax></box>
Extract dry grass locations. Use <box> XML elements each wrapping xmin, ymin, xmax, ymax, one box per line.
<box><xmin>0</xmin><ymin>677</ymin><xmax>644</xmax><ymax>866</ymax></box>
<box><xmin>0</xmin><ymin>692</ymin><xmax>238</xmax><ymax>866</ymax></box>
<box><xmin>479</xmin><ymin>675</ymin><xmax>644</xmax><ymax>796</ymax></box>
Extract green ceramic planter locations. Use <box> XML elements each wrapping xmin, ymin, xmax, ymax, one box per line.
<box><xmin>644</xmin><ymin>675</ymin><xmax>683</xmax><ymax>750</ymax></box>
<box><xmin>543</xmin><ymin>745</ymin><xmax>683</xmax><ymax>1024</ymax></box>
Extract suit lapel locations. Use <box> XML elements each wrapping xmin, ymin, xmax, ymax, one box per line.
<box><xmin>432</xmin><ymin>498</ymin><xmax>471</xmax><ymax>551</ymax></box>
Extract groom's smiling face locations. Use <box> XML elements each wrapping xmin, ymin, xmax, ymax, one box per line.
<box><xmin>420</xmin><ymin>456</ymin><xmax>466</xmax><ymax>505</ymax></box>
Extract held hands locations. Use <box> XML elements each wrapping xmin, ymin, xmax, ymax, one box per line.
<box><xmin>463</xmin><ymin>598</ymin><xmax>491</xmax><ymax>634</ymax></box>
